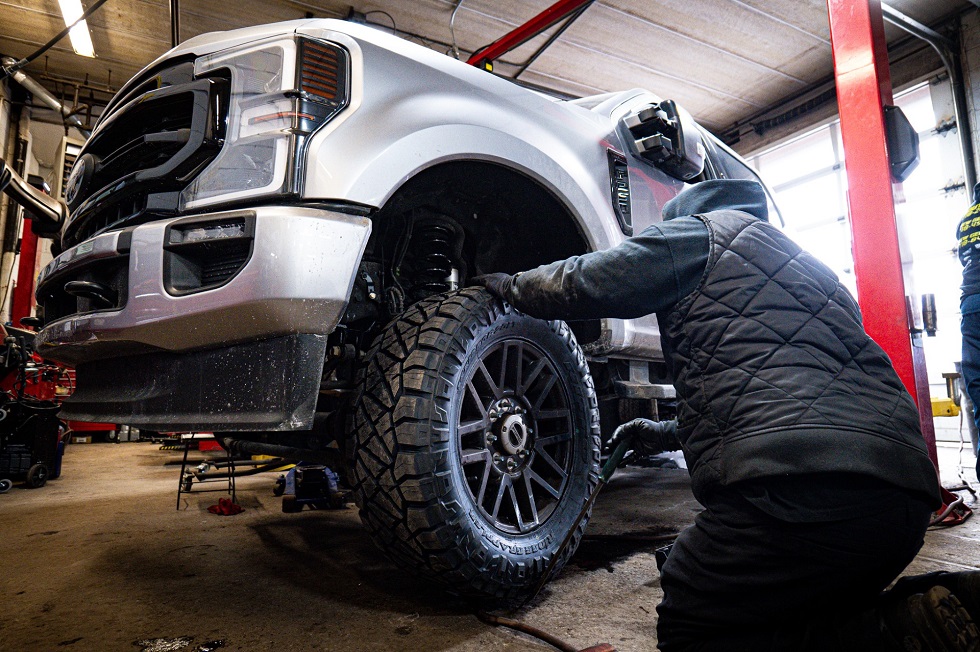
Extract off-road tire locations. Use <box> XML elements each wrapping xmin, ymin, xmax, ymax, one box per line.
<box><xmin>349</xmin><ymin>288</ymin><xmax>600</xmax><ymax>599</ymax></box>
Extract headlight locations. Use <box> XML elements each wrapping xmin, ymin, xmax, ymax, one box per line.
<box><xmin>180</xmin><ymin>36</ymin><xmax>350</xmax><ymax>210</ymax></box>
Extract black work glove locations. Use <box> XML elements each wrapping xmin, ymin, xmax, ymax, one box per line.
<box><xmin>604</xmin><ymin>418</ymin><xmax>680</xmax><ymax>457</ymax></box>
<box><xmin>470</xmin><ymin>273</ymin><xmax>516</xmax><ymax>301</ymax></box>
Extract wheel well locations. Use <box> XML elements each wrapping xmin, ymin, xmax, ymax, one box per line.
<box><xmin>371</xmin><ymin>160</ymin><xmax>591</xmax><ymax>277</ymax></box>
<box><xmin>356</xmin><ymin>161</ymin><xmax>601</xmax><ymax>344</ymax></box>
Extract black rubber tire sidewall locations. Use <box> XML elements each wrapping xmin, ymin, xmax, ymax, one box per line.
<box><xmin>349</xmin><ymin>288</ymin><xmax>600</xmax><ymax>599</ymax></box>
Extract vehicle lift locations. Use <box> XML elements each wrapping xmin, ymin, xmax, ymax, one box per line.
<box><xmin>828</xmin><ymin>0</ymin><xmax>972</xmax><ymax>524</ymax></box>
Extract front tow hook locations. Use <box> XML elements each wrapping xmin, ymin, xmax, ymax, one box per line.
<box><xmin>64</xmin><ymin>280</ymin><xmax>117</xmax><ymax>308</ymax></box>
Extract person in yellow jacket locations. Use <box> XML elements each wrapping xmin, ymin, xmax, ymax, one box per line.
<box><xmin>959</xmin><ymin>183</ymin><xmax>980</xmax><ymax>478</ymax></box>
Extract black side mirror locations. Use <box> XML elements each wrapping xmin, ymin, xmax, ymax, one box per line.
<box><xmin>884</xmin><ymin>105</ymin><xmax>919</xmax><ymax>182</ymax></box>
<box><xmin>623</xmin><ymin>99</ymin><xmax>705</xmax><ymax>181</ymax></box>
<box><xmin>0</xmin><ymin>156</ymin><xmax>66</xmax><ymax>238</ymax></box>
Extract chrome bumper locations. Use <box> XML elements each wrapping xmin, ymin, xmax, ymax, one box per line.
<box><xmin>35</xmin><ymin>205</ymin><xmax>372</xmax><ymax>366</ymax></box>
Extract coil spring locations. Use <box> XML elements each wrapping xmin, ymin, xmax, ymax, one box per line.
<box><xmin>411</xmin><ymin>223</ymin><xmax>456</xmax><ymax>294</ymax></box>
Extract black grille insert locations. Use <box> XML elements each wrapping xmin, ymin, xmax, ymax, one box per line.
<box><xmin>38</xmin><ymin>255</ymin><xmax>130</xmax><ymax>325</ymax></box>
<box><xmin>62</xmin><ymin>72</ymin><xmax>229</xmax><ymax>249</ymax></box>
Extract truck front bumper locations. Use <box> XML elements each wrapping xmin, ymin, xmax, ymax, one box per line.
<box><xmin>36</xmin><ymin>206</ymin><xmax>371</xmax><ymax>364</ymax></box>
<box><xmin>34</xmin><ymin>205</ymin><xmax>372</xmax><ymax>431</ymax></box>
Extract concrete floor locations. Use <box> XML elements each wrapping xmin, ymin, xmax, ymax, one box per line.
<box><xmin>1</xmin><ymin>442</ymin><xmax>979</xmax><ymax>652</ymax></box>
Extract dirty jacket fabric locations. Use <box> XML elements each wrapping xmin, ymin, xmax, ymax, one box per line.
<box><xmin>505</xmin><ymin>179</ymin><xmax>939</xmax><ymax>507</ymax></box>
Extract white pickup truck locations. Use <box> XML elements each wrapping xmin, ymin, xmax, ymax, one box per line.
<box><xmin>1</xmin><ymin>18</ymin><xmax>767</xmax><ymax>598</ymax></box>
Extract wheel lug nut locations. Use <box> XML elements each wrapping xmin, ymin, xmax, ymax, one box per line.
<box><xmin>492</xmin><ymin>453</ymin><xmax>502</xmax><ymax>463</ymax></box>
<box><xmin>506</xmin><ymin>458</ymin><xmax>517</xmax><ymax>470</ymax></box>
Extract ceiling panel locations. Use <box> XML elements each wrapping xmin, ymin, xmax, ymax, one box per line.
<box><xmin>0</xmin><ymin>0</ymin><xmax>973</xmax><ymax>136</ymax></box>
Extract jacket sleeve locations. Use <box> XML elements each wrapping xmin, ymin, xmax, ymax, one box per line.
<box><xmin>504</xmin><ymin>216</ymin><xmax>710</xmax><ymax>321</ymax></box>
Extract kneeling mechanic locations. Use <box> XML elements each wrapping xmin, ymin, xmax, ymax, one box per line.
<box><xmin>475</xmin><ymin>178</ymin><xmax>976</xmax><ymax>651</ymax></box>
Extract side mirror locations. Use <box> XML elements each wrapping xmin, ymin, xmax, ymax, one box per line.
<box><xmin>884</xmin><ymin>105</ymin><xmax>919</xmax><ymax>182</ymax></box>
<box><xmin>623</xmin><ymin>99</ymin><xmax>705</xmax><ymax>181</ymax></box>
<box><xmin>0</xmin><ymin>156</ymin><xmax>66</xmax><ymax>238</ymax></box>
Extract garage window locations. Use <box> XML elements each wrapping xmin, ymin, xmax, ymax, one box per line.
<box><xmin>749</xmin><ymin>80</ymin><xmax>968</xmax><ymax>442</ymax></box>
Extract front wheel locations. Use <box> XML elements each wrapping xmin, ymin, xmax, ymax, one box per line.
<box><xmin>349</xmin><ymin>288</ymin><xmax>600</xmax><ymax>599</ymax></box>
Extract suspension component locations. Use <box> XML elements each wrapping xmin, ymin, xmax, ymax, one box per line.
<box><xmin>411</xmin><ymin>221</ymin><xmax>456</xmax><ymax>294</ymax></box>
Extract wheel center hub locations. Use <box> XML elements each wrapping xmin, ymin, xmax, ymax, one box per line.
<box><xmin>487</xmin><ymin>397</ymin><xmax>534</xmax><ymax>473</ymax></box>
<box><xmin>498</xmin><ymin>414</ymin><xmax>528</xmax><ymax>455</ymax></box>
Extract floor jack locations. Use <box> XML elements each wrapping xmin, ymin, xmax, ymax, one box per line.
<box><xmin>275</xmin><ymin>464</ymin><xmax>349</xmax><ymax>513</ymax></box>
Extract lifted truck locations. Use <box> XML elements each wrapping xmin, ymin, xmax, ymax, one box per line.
<box><xmin>1</xmin><ymin>18</ymin><xmax>768</xmax><ymax>599</ymax></box>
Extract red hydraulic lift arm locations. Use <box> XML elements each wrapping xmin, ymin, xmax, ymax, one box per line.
<box><xmin>466</xmin><ymin>0</ymin><xmax>595</xmax><ymax>69</ymax></box>
<box><xmin>827</xmin><ymin>0</ymin><xmax>968</xmax><ymax>523</ymax></box>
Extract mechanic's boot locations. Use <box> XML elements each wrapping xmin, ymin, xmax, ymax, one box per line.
<box><xmin>890</xmin><ymin>571</ymin><xmax>980</xmax><ymax>622</ymax></box>
<box><xmin>880</xmin><ymin>585</ymin><xmax>980</xmax><ymax>651</ymax></box>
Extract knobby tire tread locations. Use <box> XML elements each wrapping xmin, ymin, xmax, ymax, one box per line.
<box><xmin>349</xmin><ymin>288</ymin><xmax>599</xmax><ymax>599</ymax></box>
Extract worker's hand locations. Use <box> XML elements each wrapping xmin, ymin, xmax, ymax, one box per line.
<box><xmin>470</xmin><ymin>273</ymin><xmax>516</xmax><ymax>300</ymax></box>
<box><xmin>604</xmin><ymin>418</ymin><xmax>680</xmax><ymax>457</ymax></box>
<box><xmin>604</xmin><ymin>418</ymin><xmax>658</xmax><ymax>457</ymax></box>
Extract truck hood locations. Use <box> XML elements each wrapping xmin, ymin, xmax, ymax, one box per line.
<box><xmin>109</xmin><ymin>19</ymin><xmax>332</xmax><ymax>113</ymax></box>
<box><xmin>109</xmin><ymin>19</ymin><xmax>600</xmax><ymax>127</ymax></box>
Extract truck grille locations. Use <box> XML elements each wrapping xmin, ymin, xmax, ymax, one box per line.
<box><xmin>62</xmin><ymin>61</ymin><xmax>229</xmax><ymax>249</ymax></box>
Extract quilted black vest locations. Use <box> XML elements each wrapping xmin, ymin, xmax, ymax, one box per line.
<box><xmin>657</xmin><ymin>209</ymin><xmax>939</xmax><ymax>505</ymax></box>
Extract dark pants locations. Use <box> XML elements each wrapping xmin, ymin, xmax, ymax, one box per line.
<box><xmin>962</xmin><ymin>308</ymin><xmax>980</xmax><ymax>474</ymax></box>
<box><xmin>656</xmin><ymin>488</ymin><xmax>933</xmax><ymax>651</ymax></box>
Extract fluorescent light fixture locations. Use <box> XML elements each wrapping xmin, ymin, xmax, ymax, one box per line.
<box><xmin>57</xmin><ymin>0</ymin><xmax>96</xmax><ymax>58</ymax></box>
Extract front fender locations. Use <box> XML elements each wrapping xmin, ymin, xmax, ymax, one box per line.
<box><xmin>307</xmin><ymin>123</ymin><xmax>623</xmax><ymax>252</ymax></box>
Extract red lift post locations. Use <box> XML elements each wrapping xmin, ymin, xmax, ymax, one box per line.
<box><xmin>827</xmin><ymin>0</ymin><xmax>913</xmax><ymax>395</ymax></box>
<box><xmin>827</xmin><ymin>0</ymin><xmax>967</xmax><ymax>522</ymax></box>
<box><xmin>10</xmin><ymin>177</ymin><xmax>46</xmax><ymax>328</ymax></box>
<box><xmin>11</xmin><ymin>216</ymin><xmax>40</xmax><ymax>328</ymax></box>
